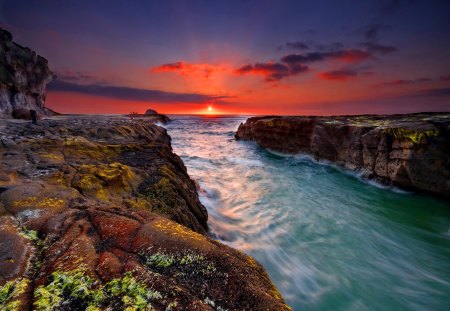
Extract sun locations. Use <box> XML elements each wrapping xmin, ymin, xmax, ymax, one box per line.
<box><xmin>208</xmin><ymin>105</ymin><xmax>213</xmax><ymax>112</ymax></box>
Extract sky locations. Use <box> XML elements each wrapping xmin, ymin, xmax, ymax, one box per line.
<box><xmin>1</xmin><ymin>0</ymin><xmax>449</xmax><ymax>115</ymax></box>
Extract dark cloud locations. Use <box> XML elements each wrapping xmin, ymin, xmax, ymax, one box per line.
<box><xmin>281</xmin><ymin>49</ymin><xmax>372</xmax><ymax>64</ymax></box>
<box><xmin>286</xmin><ymin>41</ymin><xmax>309</xmax><ymax>50</ymax></box>
<box><xmin>48</xmin><ymin>80</ymin><xmax>230</xmax><ymax>103</ymax></box>
<box><xmin>359</xmin><ymin>24</ymin><xmax>391</xmax><ymax>41</ymax></box>
<box><xmin>360</xmin><ymin>42</ymin><xmax>397</xmax><ymax>54</ymax></box>
<box><xmin>276</xmin><ymin>41</ymin><xmax>309</xmax><ymax>52</ymax></box>
<box><xmin>413</xmin><ymin>87</ymin><xmax>450</xmax><ymax>97</ymax></box>
<box><xmin>55</xmin><ymin>71</ymin><xmax>107</xmax><ymax>85</ymax></box>
<box><xmin>440</xmin><ymin>75</ymin><xmax>450</xmax><ymax>81</ymax></box>
<box><xmin>377</xmin><ymin>78</ymin><xmax>433</xmax><ymax>87</ymax></box>
<box><xmin>235</xmin><ymin>62</ymin><xmax>308</xmax><ymax>81</ymax></box>
<box><xmin>381</xmin><ymin>0</ymin><xmax>415</xmax><ymax>16</ymax></box>
<box><xmin>316</xmin><ymin>42</ymin><xmax>344</xmax><ymax>52</ymax></box>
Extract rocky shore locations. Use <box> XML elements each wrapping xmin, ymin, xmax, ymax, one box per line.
<box><xmin>0</xmin><ymin>116</ymin><xmax>290</xmax><ymax>310</ymax></box>
<box><xmin>236</xmin><ymin>113</ymin><xmax>450</xmax><ymax>198</ymax></box>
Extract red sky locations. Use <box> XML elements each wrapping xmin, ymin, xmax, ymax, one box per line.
<box><xmin>3</xmin><ymin>0</ymin><xmax>449</xmax><ymax>115</ymax></box>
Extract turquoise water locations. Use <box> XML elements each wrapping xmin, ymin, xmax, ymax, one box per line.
<box><xmin>166</xmin><ymin>115</ymin><xmax>450</xmax><ymax>311</ymax></box>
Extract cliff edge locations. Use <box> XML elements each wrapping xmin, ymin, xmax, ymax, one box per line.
<box><xmin>236</xmin><ymin>113</ymin><xmax>450</xmax><ymax>198</ymax></box>
<box><xmin>0</xmin><ymin>28</ymin><xmax>54</xmax><ymax>118</ymax></box>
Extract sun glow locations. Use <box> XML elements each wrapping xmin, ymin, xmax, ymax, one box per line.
<box><xmin>208</xmin><ymin>105</ymin><xmax>213</xmax><ymax>112</ymax></box>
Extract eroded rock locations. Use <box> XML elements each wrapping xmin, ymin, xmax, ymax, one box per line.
<box><xmin>236</xmin><ymin>113</ymin><xmax>450</xmax><ymax>198</ymax></box>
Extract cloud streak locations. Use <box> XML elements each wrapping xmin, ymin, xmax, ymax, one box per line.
<box><xmin>412</xmin><ymin>87</ymin><xmax>450</xmax><ymax>98</ymax></box>
<box><xmin>235</xmin><ymin>62</ymin><xmax>308</xmax><ymax>81</ymax></box>
<box><xmin>152</xmin><ymin>61</ymin><xmax>226</xmax><ymax>78</ymax></box>
<box><xmin>377</xmin><ymin>78</ymin><xmax>433</xmax><ymax>87</ymax></box>
<box><xmin>48</xmin><ymin>80</ymin><xmax>230</xmax><ymax>103</ymax></box>
<box><xmin>281</xmin><ymin>49</ymin><xmax>373</xmax><ymax>64</ymax></box>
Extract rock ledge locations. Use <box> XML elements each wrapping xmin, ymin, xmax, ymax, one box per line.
<box><xmin>236</xmin><ymin>113</ymin><xmax>450</xmax><ymax>198</ymax></box>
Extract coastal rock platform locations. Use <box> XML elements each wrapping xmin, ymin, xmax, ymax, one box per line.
<box><xmin>0</xmin><ymin>115</ymin><xmax>290</xmax><ymax>311</ymax></box>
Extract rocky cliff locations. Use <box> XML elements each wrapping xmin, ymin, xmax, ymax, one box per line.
<box><xmin>0</xmin><ymin>116</ymin><xmax>290</xmax><ymax>310</ymax></box>
<box><xmin>236</xmin><ymin>113</ymin><xmax>450</xmax><ymax>198</ymax></box>
<box><xmin>0</xmin><ymin>28</ymin><xmax>54</xmax><ymax>118</ymax></box>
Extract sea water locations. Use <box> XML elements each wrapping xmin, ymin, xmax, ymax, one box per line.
<box><xmin>166</xmin><ymin>115</ymin><xmax>450</xmax><ymax>311</ymax></box>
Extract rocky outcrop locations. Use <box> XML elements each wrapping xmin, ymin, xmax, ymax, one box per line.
<box><xmin>128</xmin><ymin>111</ymin><xmax>171</xmax><ymax>124</ymax></box>
<box><xmin>236</xmin><ymin>113</ymin><xmax>450</xmax><ymax>198</ymax></box>
<box><xmin>145</xmin><ymin>109</ymin><xmax>158</xmax><ymax>115</ymax></box>
<box><xmin>0</xmin><ymin>28</ymin><xmax>55</xmax><ymax>118</ymax></box>
<box><xmin>0</xmin><ymin>116</ymin><xmax>289</xmax><ymax>310</ymax></box>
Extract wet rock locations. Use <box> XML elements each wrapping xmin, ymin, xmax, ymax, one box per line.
<box><xmin>236</xmin><ymin>113</ymin><xmax>450</xmax><ymax>198</ymax></box>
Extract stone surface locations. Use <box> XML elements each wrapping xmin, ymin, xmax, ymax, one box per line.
<box><xmin>0</xmin><ymin>115</ymin><xmax>290</xmax><ymax>310</ymax></box>
<box><xmin>236</xmin><ymin>113</ymin><xmax>450</xmax><ymax>198</ymax></box>
<box><xmin>0</xmin><ymin>28</ymin><xmax>55</xmax><ymax>118</ymax></box>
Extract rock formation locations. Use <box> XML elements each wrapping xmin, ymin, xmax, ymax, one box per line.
<box><xmin>0</xmin><ymin>28</ymin><xmax>55</xmax><ymax>118</ymax></box>
<box><xmin>128</xmin><ymin>110</ymin><xmax>171</xmax><ymax>124</ymax></box>
<box><xmin>0</xmin><ymin>116</ymin><xmax>290</xmax><ymax>310</ymax></box>
<box><xmin>145</xmin><ymin>109</ymin><xmax>158</xmax><ymax>115</ymax></box>
<box><xmin>236</xmin><ymin>113</ymin><xmax>450</xmax><ymax>198</ymax></box>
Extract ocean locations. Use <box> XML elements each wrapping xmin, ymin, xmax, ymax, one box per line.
<box><xmin>166</xmin><ymin>115</ymin><xmax>450</xmax><ymax>311</ymax></box>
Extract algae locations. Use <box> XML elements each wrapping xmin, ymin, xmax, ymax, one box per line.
<box><xmin>145</xmin><ymin>251</ymin><xmax>217</xmax><ymax>277</ymax></box>
<box><xmin>0</xmin><ymin>278</ymin><xmax>29</xmax><ymax>311</ymax></box>
<box><xmin>33</xmin><ymin>269</ymin><xmax>162</xmax><ymax>311</ymax></box>
<box><xmin>383</xmin><ymin>128</ymin><xmax>440</xmax><ymax>144</ymax></box>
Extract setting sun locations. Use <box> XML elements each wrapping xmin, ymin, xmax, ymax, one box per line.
<box><xmin>208</xmin><ymin>105</ymin><xmax>213</xmax><ymax>112</ymax></box>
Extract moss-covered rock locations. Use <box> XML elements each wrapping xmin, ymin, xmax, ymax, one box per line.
<box><xmin>0</xmin><ymin>117</ymin><xmax>290</xmax><ymax>310</ymax></box>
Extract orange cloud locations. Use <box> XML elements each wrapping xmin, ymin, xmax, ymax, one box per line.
<box><xmin>152</xmin><ymin>61</ymin><xmax>227</xmax><ymax>78</ymax></box>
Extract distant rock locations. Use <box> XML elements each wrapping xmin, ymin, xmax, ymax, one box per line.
<box><xmin>236</xmin><ymin>113</ymin><xmax>450</xmax><ymax>198</ymax></box>
<box><xmin>0</xmin><ymin>28</ymin><xmax>56</xmax><ymax>118</ymax></box>
<box><xmin>128</xmin><ymin>111</ymin><xmax>171</xmax><ymax>124</ymax></box>
<box><xmin>145</xmin><ymin>108</ymin><xmax>158</xmax><ymax>115</ymax></box>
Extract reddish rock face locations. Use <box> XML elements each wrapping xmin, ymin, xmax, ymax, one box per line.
<box><xmin>236</xmin><ymin>113</ymin><xmax>450</xmax><ymax>198</ymax></box>
<box><xmin>0</xmin><ymin>117</ymin><xmax>290</xmax><ymax>310</ymax></box>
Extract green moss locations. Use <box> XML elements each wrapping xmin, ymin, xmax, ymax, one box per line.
<box><xmin>145</xmin><ymin>251</ymin><xmax>217</xmax><ymax>277</ymax></box>
<box><xmin>144</xmin><ymin>177</ymin><xmax>178</xmax><ymax>216</ymax></box>
<box><xmin>33</xmin><ymin>269</ymin><xmax>161</xmax><ymax>311</ymax></box>
<box><xmin>19</xmin><ymin>228</ymin><xmax>45</xmax><ymax>249</ymax></box>
<box><xmin>0</xmin><ymin>278</ymin><xmax>29</xmax><ymax>311</ymax></box>
<box><xmin>146</xmin><ymin>252</ymin><xmax>175</xmax><ymax>268</ymax></box>
<box><xmin>383</xmin><ymin>128</ymin><xmax>440</xmax><ymax>144</ymax></box>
